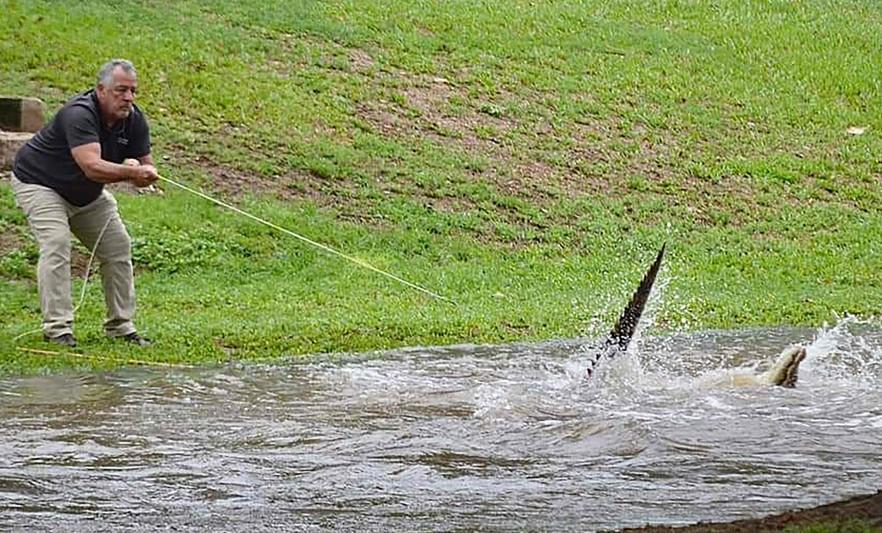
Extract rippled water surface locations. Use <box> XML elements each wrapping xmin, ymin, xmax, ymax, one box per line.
<box><xmin>1</xmin><ymin>318</ymin><xmax>881</xmax><ymax>532</ymax></box>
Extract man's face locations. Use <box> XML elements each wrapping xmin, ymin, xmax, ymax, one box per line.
<box><xmin>96</xmin><ymin>67</ymin><xmax>138</xmax><ymax>123</ymax></box>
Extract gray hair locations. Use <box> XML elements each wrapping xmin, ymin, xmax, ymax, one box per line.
<box><xmin>96</xmin><ymin>59</ymin><xmax>137</xmax><ymax>87</ymax></box>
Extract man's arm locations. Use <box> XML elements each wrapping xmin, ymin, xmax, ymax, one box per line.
<box><xmin>71</xmin><ymin>142</ymin><xmax>158</xmax><ymax>186</ymax></box>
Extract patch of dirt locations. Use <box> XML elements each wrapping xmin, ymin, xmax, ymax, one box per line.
<box><xmin>106</xmin><ymin>181</ymin><xmax>164</xmax><ymax>197</ymax></box>
<box><xmin>70</xmin><ymin>247</ymin><xmax>90</xmax><ymax>279</ymax></box>
<box><xmin>157</xmin><ymin>61</ymin><xmax>846</xmax><ymax>241</ymax></box>
<box><xmin>355</xmin><ymin>73</ymin><xmax>579</xmax><ymax>202</ymax></box>
<box><xmin>0</xmin><ymin>227</ymin><xmax>90</xmax><ymax>279</ymax></box>
<box><xmin>348</xmin><ymin>48</ymin><xmax>375</xmax><ymax>73</ymax></box>
<box><xmin>506</xmin><ymin>161</ymin><xmax>561</xmax><ymax>196</ymax></box>
<box><xmin>159</xmin><ymin>145</ymin><xmax>399</xmax><ymax>234</ymax></box>
<box><xmin>162</xmin><ymin>145</ymin><xmax>312</xmax><ymax>202</ymax></box>
<box><xmin>351</xmin><ymin>69</ymin><xmax>732</xmax><ymax>218</ymax></box>
<box><xmin>0</xmin><ymin>228</ymin><xmax>26</xmax><ymax>256</ymax></box>
<box><xmin>619</xmin><ymin>490</ymin><xmax>882</xmax><ymax>532</ymax></box>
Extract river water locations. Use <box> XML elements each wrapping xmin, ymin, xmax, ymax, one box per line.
<box><xmin>1</xmin><ymin>317</ymin><xmax>880</xmax><ymax>532</ymax></box>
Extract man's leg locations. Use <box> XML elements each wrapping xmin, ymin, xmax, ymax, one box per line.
<box><xmin>70</xmin><ymin>190</ymin><xmax>137</xmax><ymax>338</ymax></box>
<box><xmin>10</xmin><ymin>176</ymin><xmax>75</xmax><ymax>338</ymax></box>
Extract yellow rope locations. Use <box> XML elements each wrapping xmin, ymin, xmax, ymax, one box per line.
<box><xmin>158</xmin><ymin>174</ymin><xmax>457</xmax><ymax>306</ymax></box>
<box><xmin>17</xmin><ymin>347</ymin><xmax>194</xmax><ymax>369</ymax></box>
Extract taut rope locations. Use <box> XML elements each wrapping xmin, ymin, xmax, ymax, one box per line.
<box><xmin>157</xmin><ymin>174</ymin><xmax>456</xmax><ymax>305</ymax></box>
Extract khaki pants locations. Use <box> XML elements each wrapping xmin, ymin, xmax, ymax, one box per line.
<box><xmin>11</xmin><ymin>175</ymin><xmax>137</xmax><ymax>338</ymax></box>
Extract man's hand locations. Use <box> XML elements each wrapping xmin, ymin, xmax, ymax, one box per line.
<box><xmin>130</xmin><ymin>163</ymin><xmax>159</xmax><ymax>187</ymax></box>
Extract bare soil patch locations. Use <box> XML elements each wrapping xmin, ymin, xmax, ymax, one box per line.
<box><xmin>350</xmin><ymin>68</ymin><xmax>783</xmax><ymax>229</ymax></box>
<box><xmin>355</xmin><ymin>73</ymin><xmax>583</xmax><ymax>203</ymax></box>
<box><xmin>161</xmin><ymin>145</ymin><xmax>312</xmax><ymax>202</ymax></box>
<box><xmin>0</xmin><ymin>227</ymin><xmax>26</xmax><ymax>257</ymax></box>
<box><xmin>69</xmin><ymin>247</ymin><xmax>90</xmax><ymax>279</ymax></box>
<box><xmin>0</xmin><ymin>227</ymin><xmax>89</xmax><ymax>279</ymax></box>
<box><xmin>155</xmin><ymin>65</ymin><xmax>855</xmax><ymax>240</ymax></box>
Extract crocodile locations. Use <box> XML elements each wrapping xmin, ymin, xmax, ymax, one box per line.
<box><xmin>586</xmin><ymin>244</ymin><xmax>807</xmax><ymax>387</ymax></box>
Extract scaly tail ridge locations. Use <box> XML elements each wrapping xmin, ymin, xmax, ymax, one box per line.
<box><xmin>586</xmin><ymin>244</ymin><xmax>666</xmax><ymax>378</ymax></box>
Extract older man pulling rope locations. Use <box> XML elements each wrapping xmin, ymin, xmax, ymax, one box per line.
<box><xmin>10</xmin><ymin>59</ymin><xmax>158</xmax><ymax>348</ymax></box>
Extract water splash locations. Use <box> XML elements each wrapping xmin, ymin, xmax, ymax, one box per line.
<box><xmin>579</xmin><ymin>313</ymin><xmax>881</xmax><ymax>397</ymax></box>
<box><xmin>803</xmin><ymin>314</ymin><xmax>882</xmax><ymax>388</ymax></box>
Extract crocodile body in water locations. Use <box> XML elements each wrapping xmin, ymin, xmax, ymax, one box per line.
<box><xmin>698</xmin><ymin>345</ymin><xmax>807</xmax><ymax>388</ymax></box>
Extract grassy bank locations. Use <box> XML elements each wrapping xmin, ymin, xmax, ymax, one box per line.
<box><xmin>1</xmin><ymin>0</ymin><xmax>881</xmax><ymax>374</ymax></box>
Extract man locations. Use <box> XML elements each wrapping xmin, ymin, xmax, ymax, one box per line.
<box><xmin>11</xmin><ymin>59</ymin><xmax>159</xmax><ymax>348</ymax></box>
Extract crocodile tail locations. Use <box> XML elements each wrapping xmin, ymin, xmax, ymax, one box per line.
<box><xmin>586</xmin><ymin>243</ymin><xmax>666</xmax><ymax>378</ymax></box>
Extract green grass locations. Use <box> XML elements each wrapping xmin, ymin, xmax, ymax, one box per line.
<box><xmin>2</xmin><ymin>0</ymin><xmax>882</xmax><ymax>374</ymax></box>
<box><xmin>786</xmin><ymin>519</ymin><xmax>882</xmax><ymax>533</ymax></box>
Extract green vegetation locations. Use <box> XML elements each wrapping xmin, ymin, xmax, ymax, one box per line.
<box><xmin>2</xmin><ymin>0</ymin><xmax>881</xmax><ymax>374</ymax></box>
<box><xmin>786</xmin><ymin>519</ymin><xmax>882</xmax><ymax>533</ymax></box>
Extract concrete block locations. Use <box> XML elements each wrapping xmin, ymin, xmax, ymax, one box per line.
<box><xmin>0</xmin><ymin>131</ymin><xmax>33</xmax><ymax>170</ymax></box>
<box><xmin>0</xmin><ymin>96</ymin><xmax>46</xmax><ymax>132</ymax></box>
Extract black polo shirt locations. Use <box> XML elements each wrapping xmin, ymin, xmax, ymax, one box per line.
<box><xmin>13</xmin><ymin>90</ymin><xmax>151</xmax><ymax>206</ymax></box>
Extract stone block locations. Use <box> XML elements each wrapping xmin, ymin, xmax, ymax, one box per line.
<box><xmin>0</xmin><ymin>131</ymin><xmax>33</xmax><ymax>170</ymax></box>
<box><xmin>0</xmin><ymin>96</ymin><xmax>45</xmax><ymax>132</ymax></box>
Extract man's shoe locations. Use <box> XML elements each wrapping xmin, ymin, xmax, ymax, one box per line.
<box><xmin>119</xmin><ymin>332</ymin><xmax>152</xmax><ymax>347</ymax></box>
<box><xmin>43</xmin><ymin>333</ymin><xmax>77</xmax><ymax>348</ymax></box>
